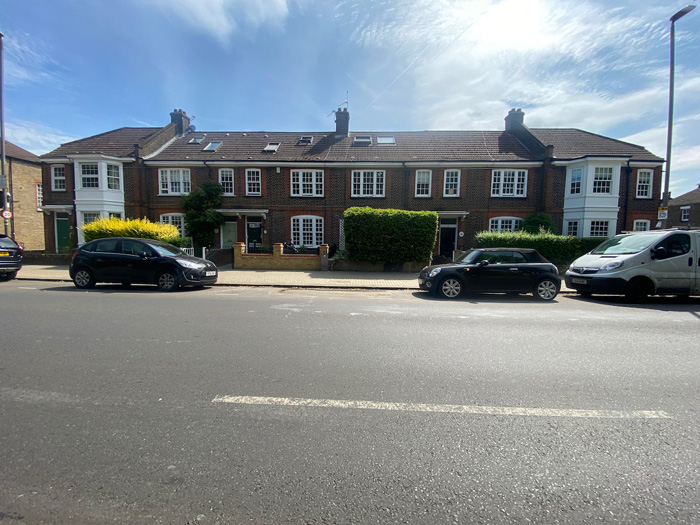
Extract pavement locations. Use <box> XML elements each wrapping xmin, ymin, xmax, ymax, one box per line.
<box><xmin>16</xmin><ymin>264</ymin><xmax>575</xmax><ymax>293</ymax></box>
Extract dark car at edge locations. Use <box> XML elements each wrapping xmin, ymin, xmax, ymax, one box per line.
<box><xmin>69</xmin><ymin>237</ymin><xmax>218</xmax><ymax>291</ymax></box>
<box><xmin>0</xmin><ymin>234</ymin><xmax>23</xmax><ymax>281</ymax></box>
<box><xmin>418</xmin><ymin>247</ymin><xmax>561</xmax><ymax>300</ymax></box>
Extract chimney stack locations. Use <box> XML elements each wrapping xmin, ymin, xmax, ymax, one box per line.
<box><xmin>170</xmin><ymin>109</ymin><xmax>191</xmax><ymax>136</ymax></box>
<box><xmin>335</xmin><ymin>108</ymin><xmax>349</xmax><ymax>137</ymax></box>
<box><xmin>505</xmin><ymin>108</ymin><xmax>525</xmax><ymax>131</ymax></box>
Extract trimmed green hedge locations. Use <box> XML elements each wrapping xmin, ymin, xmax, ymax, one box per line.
<box><xmin>473</xmin><ymin>231</ymin><xmax>604</xmax><ymax>265</ymax></box>
<box><xmin>82</xmin><ymin>217</ymin><xmax>187</xmax><ymax>245</ymax></box>
<box><xmin>344</xmin><ymin>207</ymin><xmax>438</xmax><ymax>264</ymax></box>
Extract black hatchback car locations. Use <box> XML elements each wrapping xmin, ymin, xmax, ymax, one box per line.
<box><xmin>70</xmin><ymin>237</ymin><xmax>218</xmax><ymax>291</ymax></box>
<box><xmin>0</xmin><ymin>234</ymin><xmax>23</xmax><ymax>280</ymax></box>
<box><xmin>418</xmin><ymin>247</ymin><xmax>560</xmax><ymax>300</ymax></box>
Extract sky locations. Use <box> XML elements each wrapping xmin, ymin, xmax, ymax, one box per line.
<box><xmin>2</xmin><ymin>0</ymin><xmax>699</xmax><ymax>198</ymax></box>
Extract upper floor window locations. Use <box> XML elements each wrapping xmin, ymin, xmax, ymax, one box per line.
<box><xmin>159</xmin><ymin>169</ymin><xmax>191</xmax><ymax>196</ymax></box>
<box><xmin>593</xmin><ymin>167</ymin><xmax>613</xmax><ymax>194</ymax></box>
<box><xmin>160</xmin><ymin>213</ymin><xmax>186</xmax><ymax>236</ymax></box>
<box><xmin>51</xmin><ymin>165</ymin><xmax>66</xmax><ymax>191</ymax></box>
<box><xmin>291</xmin><ymin>170</ymin><xmax>324</xmax><ymax>197</ymax></box>
<box><xmin>636</xmin><ymin>170</ymin><xmax>652</xmax><ymax>199</ymax></box>
<box><xmin>491</xmin><ymin>170</ymin><xmax>527</xmax><ymax>197</ymax></box>
<box><xmin>570</xmin><ymin>168</ymin><xmax>582</xmax><ymax>195</ymax></box>
<box><xmin>443</xmin><ymin>170</ymin><xmax>460</xmax><ymax>197</ymax></box>
<box><xmin>36</xmin><ymin>182</ymin><xmax>43</xmax><ymax>209</ymax></box>
<box><xmin>589</xmin><ymin>220</ymin><xmax>609</xmax><ymax>237</ymax></box>
<box><xmin>489</xmin><ymin>216</ymin><xmax>523</xmax><ymax>232</ymax></box>
<box><xmin>352</xmin><ymin>170</ymin><xmax>385</xmax><ymax>197</ymax></box>
<box><xmin>246</xmin><ymin>169</ymin><xmax>261</xmax><ymax>196</ymax></box>
<box><xmin>81</xmin><ymin>163</ymin><xmax>99</xmax><ymax>188</ymax></box>
<box><xmin>415</xmin><ymin>170</ymin><xmax>432</xmax><ymax>197</ymax></box>
<box><xmin>681</xmin><ymin>206</ymin><xmax>690</xmax><ymax>222</ymax></box>
<box><xmin>219</xmin><ymin>169</ymin><xmax>234</xmax><ymax>195</ymax></box>
<box><xmin>291</xmin><ymin>215</ymin><xmax>324</xmax><ymax>247</ymax></box>
<box><xmin>633</xmin><ymin>220</ymin><xmax>650</xmax><ymax>231</ymax></box>
<box><xmin>107</xmin><ymin>164</ymin><xmax>121</xmax><ymax>190</ymax></box>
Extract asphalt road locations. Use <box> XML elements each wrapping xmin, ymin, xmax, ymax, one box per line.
<box><xmin>1</xmin><ymin>281</ymin><xmax>699</xmax><ymax>524</ymax></box>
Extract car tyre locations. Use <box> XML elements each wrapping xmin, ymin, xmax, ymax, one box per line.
<box><xmin>533</xmin><ymin>278</ymin><xmax>558</xmax><ymax>301</ymax></box>
<box><xmin>73</xmin><ymin>268</ymin><xmax>96</xmax><ymax>289</ymax></box>
<box><xmin>437</xmin><ymin>277</ymin><xmax>463</xmax><ymax>299</ymax></box>
<box><xmin>625</xmin><ymin>278</ymin><xmax>652</xmax><ymax>303</ymax></box>
<box><xmin>0</xmin><ymin>271</ymin><xmax>17</xmax><ymax>281</ymax></box>
<box><xmin>157</xmin><ymin>270</ymin><xmax>179</xmax><ymax>291</ymax></box>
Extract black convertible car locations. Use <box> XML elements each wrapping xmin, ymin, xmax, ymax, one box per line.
<box><xmin>418</xmin><ymin>248</ymin><xmax>561</xmax><ymax>300</ymax></box>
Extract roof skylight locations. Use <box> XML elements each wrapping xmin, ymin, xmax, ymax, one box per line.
<box><xmin>353</xmin><ymin>135</ymin><xmax>372</xmax><ymax>145</ymax></box>
<box><xmin>263</xmin><ymin>142</ymin><xmax>281</xmax><ymax>152</ymax></box>
<box><xmin>202</xmin><ymin>141</ymin><xmax>221</xmax><ymax>151</ymax></box>
<box><xmin>188</xmin><ymin>137</ymin><xmax>204</xmax><ymax>144</ymax></box>
<box><xmin>297</xmin><ymin>136</ymin><xmax>314</xmax><ymax>145</ymax></box>
<box><xmin>376</xmin><ymin>136</ymin><xmax>396</xmax><ymax>145</ymax></box>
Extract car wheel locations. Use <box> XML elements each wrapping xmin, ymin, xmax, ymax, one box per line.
<box><xmin>73</xmin><ymin>268</ymin><xmax>96</xmax><ymax>289</ymax></box>
<box><xmin>157</xmin><ymin>270</ymin><xmax>179</xmax><ymax>291</ymax></box>
<box><xmin>0</xmin><ymin>271</ymin><xmax>16</xmax><ymax>281</ymax></box>
<box><xmin>625</xmin><ymin>278</ymin><xmax>652</xmax><ymax>303</ymax></box>
<box><xmin>437</xmin><ymin>277</ymin><xmax>463</xmax><ymax>299</ymax></box>
<box><xmin>533</xmin><ymin>278</ymin><xmax>558</xmax><ymax>301</ymax></box>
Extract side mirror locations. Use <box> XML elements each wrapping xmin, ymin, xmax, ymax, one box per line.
<box><xmin>651</xmin><ymin>246</ymin><xmax>666</xmax><ymax>260</ymax></box>
<box><xmin>138</xmin><ymin>251</ymin><xmax>149</xmax><ymax>259</ymax></box>
<box><xmin>479</xmin><ymin>260</ymin><xmax>490</xmax><ymax>267</ymax></box>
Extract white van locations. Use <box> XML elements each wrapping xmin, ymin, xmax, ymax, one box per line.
<box><xmin>565</xmin><ymin>229</ymin><xmax>700</xmax><ymax>301</ymax></box>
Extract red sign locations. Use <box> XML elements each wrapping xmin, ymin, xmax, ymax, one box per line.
<box><xmin>1</xmin><ymin>210</ymin><xmax>12</xmax><ymax>219</ymax></box>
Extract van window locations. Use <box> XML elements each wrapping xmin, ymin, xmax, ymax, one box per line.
<box><xmin>654</xmin><ymin>233</ymin><xmax>691</xmax><ymax>258</ymax></box>
<box><xmin>592</xmin><ymin>232</ymin><xmax>665</xmax><ymax>255</ymax></box>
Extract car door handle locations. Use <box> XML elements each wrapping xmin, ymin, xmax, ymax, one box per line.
<box><xmin>508</xmin><ymin>268</ymin><xmax>519</xmax><ymax>272</ymax></box>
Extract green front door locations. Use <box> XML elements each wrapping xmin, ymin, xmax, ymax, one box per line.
<box><xmin>246</xmin><ymin>217</ymin><xmax>262</xmax><ymax>250</ymax></box>
<box><xmin>221</xmin><ymin>221</ymin><xmax>237</xmax><ymax>248</ymax></box>
<box><xmin>56</xmin><ymin>217</ymin><xmax>70</xmax><ymax>252</ymax></box>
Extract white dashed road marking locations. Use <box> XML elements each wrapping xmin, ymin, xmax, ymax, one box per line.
<box><xmin>212</xmin><ymin>395</ymin><xmax>670</xmax><ymax>419</ymax></box>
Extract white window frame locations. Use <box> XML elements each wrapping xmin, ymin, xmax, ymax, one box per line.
<box><xmin>633</xmin><ymin>220</ymin><xmax>650</xmax><ymax>231</ymax></box>
<box><xmin>491</xmin><ymin>170</ymin><xmax>527</xmax><ymax>197</ymax></box>
<box><xmin>566</xmin><ymin>220</ymin><xmax>579</xmax><ymax>237</ymax></box>
<box><xmin>51</xmin><ymin>165</ymin><xmax>66</xmax><ymax>191</ymax></box>
<box><xmin>219</xmin><ymin>168</ymin><xmax>235</xmax><ymax>195</ymax></box>
<box><xmin>443</xmin><ymin>170</ymin><xmax>460</xmax><ymax>197</ymax></box>
<box><xmin>489</xmin><ymin>216</ymin><xmax>523</xmax><ymax>232</ymax></box>
<box><xmin>36</xmin><ymin>182</ymin><xmax>43</xmax><ymax>210</ymax></box>
<box><xmin>681</xmin><ymin>206</ymin><xmax>690</xmax><ymax>222</ymax></box>
<box><xmin>570</xmin><ymin>168</ymin><xmax>582</xmax><ymax>195</ymax></box>
<box><xmin>415</xmin><ymin>170</ymin><xmax>432</xmax><ymax>197</ymax></box>
<box><xmin>636</xmin><ymin>170</ymin><xmax>653</xmax><ymax>199</ymax></box>
<box><xmin>246</xmin><ymin>169</ymin><xmax>262</xmax><ymax>196</ymax></box>
<box><xmin>159</xmin><ymin>169</ymin><xmax>191</xmax><ymax>196</ymax></box>
<box><xmin>80</xmin><ymin>163</ymin><xmax>100</xmax><ymax>189</ymax></box>
<box><xmin>589</xmin><ymin>220</ymin><xmax>610</xmax><ymax>237</ymax></box>
<box><xmin>107</xmin><ymin>164</ymin><xmax>121</xmax><ymax>190</ymax></box>
<box><xmin>592</xmin><ymin>167</ymin><xmax>613</xmax><ymax>194</ymax></box>
<box><xmin>291</xmin><ymin>215</ymin><xmax>324</xmax><ymax>247</ymax></box>
<box><xmin>291</xmin><ymin>169</ymin><xmax>324</xmax><ymax>197</ymax></box>
<box><xmin>352</xmin><ymin>170</ymin><xmax>385</xmax><ymax>197</ymax></box>
<box><xmin>160</xmin><ymin>213</ymin><xmax>186</xmax><ymax>236</ymax></box>
<box><xmin>81</xmin><ymin>211</ymin><xmax>101</xmax><ymax>225</ymax></box>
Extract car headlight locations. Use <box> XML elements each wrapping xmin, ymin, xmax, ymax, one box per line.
<box><xmin>177</xmin><ymin>259</ymin><xmax>206</xmax><ymax>270</ymax></box>
<box><xmin>600</xmin><ymin>260</ymin><xmax>623</xmax><ymax>271</ymax></box>
<box><xmin>428</xmin><ymin>267</ymin><xmax>442</xmax><ymax>278</ymax></box>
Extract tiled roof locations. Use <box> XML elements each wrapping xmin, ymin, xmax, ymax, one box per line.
<box><xmin>41</xmin><ymin>127</ymin><xmax>158</xmax><ymax>159</ymax></box>
<box><xmin>146</xmin><ymin>130</ymin><xmax>536</xmax><ymax>163</ymax></box>
<box><xmin>530</xmin><ymin>129</ymin><xmax>663</xmax><ymax>162</ymax></box>
<box><xmin>4</xmin><ymin>141</ymin><xmax>40</xmax><ymax>164</ymax></box>
<box><xmin>670</xmin><ymin>185</ymin><xmax>700</xmax><ymax>205</ymax></box>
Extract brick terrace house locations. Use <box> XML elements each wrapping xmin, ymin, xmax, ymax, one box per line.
<box><xmin>3</xmin><ymin>141</ymin><xmax>44</xmax><ymax>250</ymax></box>
<box><xmin>39</xmin><ymin>108</ymin><xmax>664</xmax><ymax>256</ymax></box>
<box><xmin>668</xmin><ymin>184</ymin><xmax>700</xmax><ymax>228</ymax></box>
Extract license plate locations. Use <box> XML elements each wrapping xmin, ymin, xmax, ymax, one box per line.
<box><xmin>205</xmin><ymin>271</ymin><xmax>216</xmax><ymax>277</ymax></box>
<box><xmin>571</xmin><ymin>278</ymin><xmax>587</xmax><ymax>285</ymax></box>
<box><xmin>0</xmin><ymin>251</ymin><xmax>8</xmax><ymax>256</ymax></box>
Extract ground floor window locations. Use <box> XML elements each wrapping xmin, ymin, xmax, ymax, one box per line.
<box><xmin>633</xmin><ymin>220</ymin><xmax>650</xmax><ymax>231</ymax></box>
<box><xmin>160</xmin><ymin>213</ymin><xmax>186</xmax><ymax>236</ymax></box>
<box><xmin>566</xmin><ymin>220</ymin><xmax>579</xmax><ymax>237</ymax></box>
<box><xmin>292</xmin><ymin>215</ymin><xmax>324</xmax><ymax>247</ymax></box>
<box><xmin>589</xmin><ymin>220</ymin><xmax>610</xmax><ymax>237</ymax></box>
<box><xmin>82</xmin><ymin>212</ymin><xmax>101</xmax><ymax>225</ymax></box>
<box><xmin>489</xmin><ymin>217</ymin><xmax>522</xmax><ymax>232</ymax></box>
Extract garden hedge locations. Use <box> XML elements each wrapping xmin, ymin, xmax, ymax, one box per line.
<box><xmin>81</xmin><ymin>217</ymin><xmax>189</xmax><ymax>246</ymax></box>
<box><xmin>343</xmin><ymin>207</ymin><xmax>438</xmax><ymax>264</ymax></box>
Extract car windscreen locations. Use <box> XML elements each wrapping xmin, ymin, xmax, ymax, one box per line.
<box><xmin>591</xmin><ymin>233</ymin><xmax>666</xmax><ymax>255</ymax></box>
<box><xmin>145</xmin><ymin>241</ymin><xmax>184</xmax><ymax>257</ymax></box>
<box><xmin>454</xmin><ymin>250</ymin><xmax>482</xmax><ymax>264</ymax></box>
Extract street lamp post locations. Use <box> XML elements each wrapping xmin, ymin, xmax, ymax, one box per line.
<box><xmin>661</xmin><ymin>5</ymin><xmax>696</xmax><ymax>228</ymax></box>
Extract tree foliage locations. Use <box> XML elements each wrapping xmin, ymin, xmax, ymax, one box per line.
<box><xmin>180</xmin><ymin>181</ymin><xmax>225</xmax><ymax>248</ymax></box>
<box><xmin>521</xmin><ymin>212</ymin><xmax>557</xmax><ymax>234</ymax></box>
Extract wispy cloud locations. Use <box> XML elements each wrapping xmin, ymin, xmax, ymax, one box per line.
<box><xmin>3</xmin><ymin>31</ymin><xmax>66</xmax><ymax>88</ymax></box>
<box><xmin>5</xmin><ymin>120</ymin><xmax>78</xmax><ymax>156</ymax></box>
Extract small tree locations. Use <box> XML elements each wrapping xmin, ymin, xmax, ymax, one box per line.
<box><xmin>180</xmin><ymin>181</ymin><xmax>225</xmax><ymax>248</ymax></box>
<box><xmin>521</xmin><ymin>212</ymin><xmax>556</xmax><ymax>234</ymax></box>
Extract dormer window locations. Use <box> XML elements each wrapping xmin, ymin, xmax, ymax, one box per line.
<box><xmin>353</xmin><ymin>135</ymin><xmax>372</xmax><ymax>145</ymax></box>
<box><xmin>202</xmin><ymin>141</ymin><xmax>222</xmax><ymax>152</ymax></box>
<box><xmin>263</xmin><ymin>142</ymin><xmax>281</xmax><ymax>152</ymax></box>
<box><xmin>297</xmin><ymin>136</ymin><xmax>314</xmax><ymax>146</ymax></box>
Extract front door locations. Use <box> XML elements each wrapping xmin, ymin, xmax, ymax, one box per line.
<box><xmin>246</xmin><ymin>216</ymin><xmax>263</xmax><ymax>251</ymax></box>
<box><xmin>439</xmin><ymin>219</ymin><xmax>457</xmax><ymax>259</ymax></box>
<box><xmin>56</xmin><ymin>216</ymin><xmax>71</xmax><ymax>252</ymax></box>
<box><xmin>221</xmin><ymin>221</ymin><xmax>237</xmax><ymax>248</ymax></box>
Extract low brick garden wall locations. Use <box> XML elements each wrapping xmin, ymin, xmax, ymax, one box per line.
<box><xmin>233</xmin><ymin>243</ymin><xmax>329</xmax><ymax>271</ymax></box>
